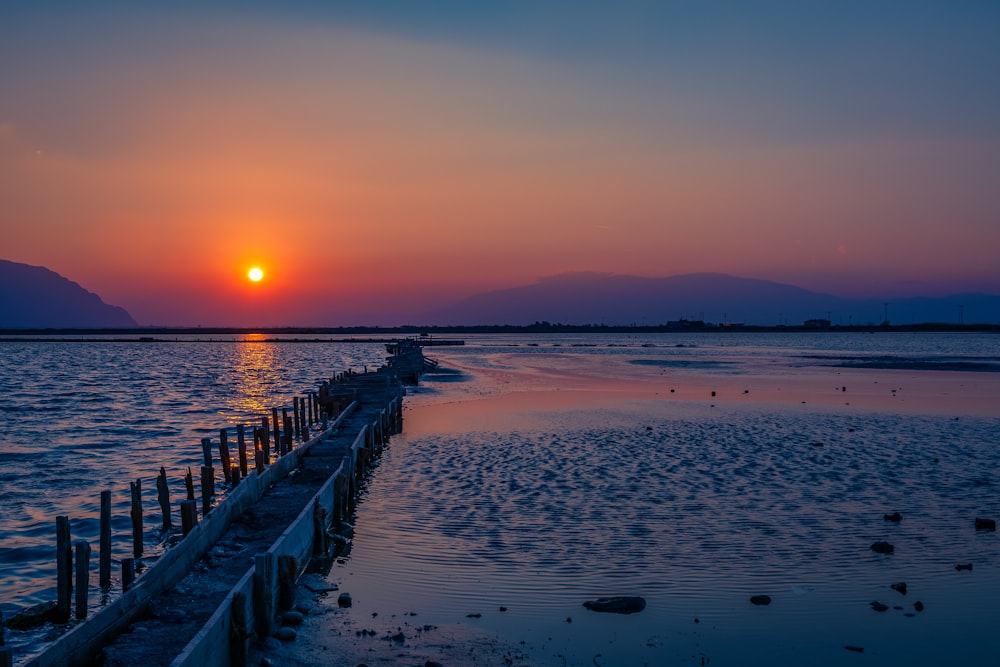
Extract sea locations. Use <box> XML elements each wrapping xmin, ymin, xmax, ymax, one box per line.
<box><xmin>1</xmin><ymin>332</ymin><xmax>999</xmax><ymax>665</ymax></box>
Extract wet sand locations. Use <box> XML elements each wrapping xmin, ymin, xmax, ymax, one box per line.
<box><xmin>268</xmin><ymin>349</ymin><xmax>1000</xmax><ymax>666</ymax></box>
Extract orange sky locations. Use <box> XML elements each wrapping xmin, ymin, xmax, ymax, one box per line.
<box><xmin>2</xmin><ymin>4</ymin><xmax>998</xmax><ymax>325</ymax></box>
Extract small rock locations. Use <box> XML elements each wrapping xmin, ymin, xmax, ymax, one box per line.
<box><xmin>955</xmin><ymin>563</ymin><xmax>973</xmax><ymax>571</ymax></box>
<box><xmin>281</xmin><ymin>610</ymin><xmax>304</xmax><ymax>626</ymax></box>
<box><xmin>871</xmin><ymin>541</ymin><xmax>894</xmax><ymax>554</ymax></box>
<box><xmin>274</xmin><ymin>626</ymin><xmax>297</xmax><ymax>642</ymax></box>
<box><xmin>294</xmin><ymin>602</ymin><xmax>311</xmax><ymax>615</ymax></box>
<box><xmin>749</xmin><ymin>595</ymin><xmax>771</xmax><ymax>606</ymax></box>
<box><xmin>974</xmin><ymin>517</ymin><xmax>996</xmax><ymax>531</ymax></box>
<box><xmin>582</xmin><ymin>596</ymin><xmax>646</xmax><ymax>614</ymax></box>
<box><xmin>870</xmin><ymin>601</ymin><xmax>889</xmax><ymax>612</ymax></box>
<box><xmin>499</xmin><ymin>606</ymin><xmax>507</xmax><ymax>612</ymax></box>
<box><xmin>914</xmin><ymin>601</ymin><xmax>925</xmax><ymax>612</ymax></box>
<box><xmin>844</xmin><ymin>645</ymin><xmax>864</xmax><ymax>653</ymax></box>
<box><xmin>890</xmin><ymin>582</ymin><xmax>907</xmax><ymax>595</ymax></box>
<box><xmin>4</xmin><ymin>601</ymin><xmax>58</xmax><ymax>630</ymax></box>
<box><xmin>260</xmin><ymin>636</ymin><xmax>282</xmax><ymax>651</ymax></box>
<box><xmin>883</xmin><ymin>512</ymin><xmax>902</xmax><ymax>522</ymax></box>
<box><xmin>391</xmin><ymin>631</ymin><xmax>406</xmax><ymax>643</ymax></box>
<box><xmin>338</xmin><ymin>593</ymin><xmax>353</xmax><ymax>608</ymax></box>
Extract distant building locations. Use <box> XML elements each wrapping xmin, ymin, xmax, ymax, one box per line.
<box><xmin>666</xmin><ymin>319</ymin><xmax>707</xmax><ymax>329</ymax></box>
<box><xmin>804</xmin><ymin>319</ymin><xmax>831</xmax><ymax>329</ymax></box>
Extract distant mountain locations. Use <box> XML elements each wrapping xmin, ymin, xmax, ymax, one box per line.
<box><xmin>0</xmin><ymin>260</ymin><xmax>137</xmax><ymax>328</ymax></box>
<box><xmin>423</xmin><ymin>272</ymin><xmax>1000</xmax><ymax>326</ymax></box>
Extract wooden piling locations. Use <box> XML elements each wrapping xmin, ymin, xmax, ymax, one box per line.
<box><xmin>0</xmin><ymin>648</ymin><xmax>10</xmax><ymax>667</ymax></box>
<box><xmin>261</xmin><ymin>415</ymin><xmax>271</xmax><ymax>460</ymax></box>
<box><xmin>180</xmin><ymin>500</ymin><xmax>197</xmax><ymax>536</ymax></box>
<box><xmin>254</xmin><ymin>553</ymin><xmax>276</xmax><ymax>640</ymax></box>
<box><xmin>230</xmin><ymin>464</ymin><xmax>240</xmax><ymax>488</ymax></box>
<box><xmin>56</xmin><ymin>515</ymin><xmax>72</xmax><ymax>624</ymax></box>
<box><xmin>201</xmin><ymin>466</ymin><xmax>214</xmax><ymax>516</ymax></box>
<box><xmin>237</xmin><ymin>423</ymin><xmax>248</xmax><ymax>477</ymax></box>
<box><xmin>307</xmin><ymin>392</ymin><xmax>314</xmax><ymax>425</ymax></box>
<box><xmin>218</xmin><ymin>429</ymin><xmax>232</xmax><ymax>484</ymax></box>
<box><xmin>313</xmin><ymin>502</ymin><xmax>328</xmax><ymax>555</ymax></box>
<box><xmin>201</xmin><ymin>437</ymin><xmax>212</xmax><ymax>468</ymax></box>
<box><xmin>293</xmin><ymin>396</ymin><xmax>301</xmax><ymax>439</ymax></box>
<box><xmin>74</xmin><ymin>541</ymin><xmax>91</xmax><ymax>620</ymax></box>
<box><xmin>130</xmin><ymin>479</ymin><xmax>143</xmax><ymax>559</ymax></box>
<box><xmin>277</xmin><ymin>555</ymin><xmax>297</xmax><ymax>611</ymax></box>
<box><xmin>156</xmin><ymin>467</ymin><xmax>172</xmax><ymax>531</ymax></box>
<box><xmin>284</xmin><ymin>415</ymin><xmax>293</xmax><ymax>454</ymax></box>
<box><xmin>271</xmin><ymin>408</ymin><xmax>280</xmax><ymax>455</ymax></box>
<box><xmin>185</xmin><ymin>466</ymin><xmax>195</xmax><ymax>501</ymax></box>
<box><xmin>231</xmin><ymin>592</ymin><xmax>249</xmax><ymax>666</ymax></box>
<box><xmin>99</xmin><ymin>490</ymin><xmax>112</xmax><ymax>589</ymax></box>
<box><xmin>253</xmin><ymin>428</ymin><xmax>264</xmax><ymax>473</ymax></box>
<box><xmin>122</xmin><ymin>558</ymin><xmax>135</xmax><ymax>591</ymax></box>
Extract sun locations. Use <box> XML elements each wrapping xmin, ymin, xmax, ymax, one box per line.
<box><xmin>248</xmin><ymin>267</ymin><xmax>264</xmax><ymax>282</ymax></box>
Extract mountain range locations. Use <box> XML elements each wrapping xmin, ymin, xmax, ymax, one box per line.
<box><xmin>2</xmin><ymin>261</ymin><xmax>998</xmax><ymax>328</ymax></box>
<box><xmin>0</xmin><ymin>260</ymin><xmax>137</xmax><ymax>328</ymax></box>
<box><xmin>424</xmin><ymin>272</ymin><xmax>1000</xmax><ymax>327</ymax></box>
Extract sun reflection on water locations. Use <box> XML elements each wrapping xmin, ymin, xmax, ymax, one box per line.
<box><xmin>229</xmin><ymin>333</ymin><xmax>281</xmax><ymax>419</ymax></box>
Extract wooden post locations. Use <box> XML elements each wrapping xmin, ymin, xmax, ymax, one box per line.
<box><xmin>237</xmin><ymin>423</ymin><xmax>249</xmax><ymax>477</ymax></box>
<box><xmin>201</xmin><ymin>466</ymin><xmax>214</xmax><ymax>516</ymax></box>
<box><xmin>261</xmin><ymin>416</ymin><xmax>271</xmax><ymax>461</ymax></box>
<box><xmin>180</xmin><ymin>500</ymin><xmax>197</xmax><ymax>536</ymax></box>
<box><xmin>122</xmin><ymin>558</ymin><xmax>135</xmax><ymax>591</ymax></box>
<box><xmin>99</xmin><ymin>490</ymin><xmax>112</xmax><ymax>589</ymax></box>
<box><xmin>231</xmin><ymin>591</ymin><xmax>249</xmax><ymax>666</ymax></box>
<box><xmin>55</xmin><ymin>516</ymin><xmax>72</xmax><ymax>623</ymax></box>
<box><xmin>218</xmin><ymin>429</ymin><xmax>232</xmax><ymax>484</ymax></box>
<box><xmin>254</xmin><ymin>553</ymin><xmax>276</xmax><ymax>640</ymax></box>
<box><xmin>230</xmin><ymin>464</ymin><xmax>240</xmax><ymax>488</ymax></box>
<box><xmin>281</xmin><ymin>408</ymin><xmax>289</xmax><ymax>453</ymax></box>
<box><xmin>313</xmin><ymin>503</ymin><xmax>328</xmax><ymax>555</ymax></box>
<box><xmin>307</xmin><ymin>392</ymin><xmax>314</xmax><ymax>425</ymax></box>
<box><xmin>0</xmin><ymin>648</ymin><xmax>10</xmax><ymax>667</ymax></box>
<box><xmin>277</xmin><ymin>555</ymin><xmax>297</xmax><ymax>611</ymax></box>
<box><xmin>284</xmin><ymin>415</ymin><xmax>293</xmax><ymax>453</ymax></box>
<box><xmin>185</xmin><ymin>466</ymin><xmax>195</xmax><ymax>500</ymax></box>
<box><xmin>271</xmin><ymin>408</ymin><xmax>280</xmax><ymax>455</ymax></box>
<box><xmin>130</xmin><ymin>479</ymin><xmax>143</xmax><ymax>559</ymax></box>
<box><xmin>253</xmin><ymin>428</ymin><xmax>264</xmax><ymax>473</ymax></box>
<box><xmin>74</xmin><ymin>541</ymin><xmax>91</xmax><ymax>620</ymax></box>
<box><xmin>156</xmin><ymin>467</ymin><xmax>172</xmax><ymax>531</ymax></box>
<box><xmin>293</xmin><ymin>396</ymin><xmax>301</xmax><ymax>440</ymax></box>
<box><xmin>201</xmin><ymin>437</ymin><xmax>213</xmax><ymax>468</ymax></box>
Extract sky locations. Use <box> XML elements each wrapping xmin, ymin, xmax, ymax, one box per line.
<box><xmin>2</xmin><ymin>1</ymin><xmax>999</xmax><ymax>326</ymax></box>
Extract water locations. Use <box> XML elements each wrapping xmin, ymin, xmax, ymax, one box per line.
<box><xmin>1</xmin><ymin>332</ymin><xmax>999</xmax><ymax>665</ymax></box>
<box><xmin>0</xmin><ymin>335</ymin><xmax>385</xmax><ymax>617</ymax></box>
<box><xmin>332</xmin><ymin>332</ymin><xmax>1000</xmax><ymax>666</ymax></box>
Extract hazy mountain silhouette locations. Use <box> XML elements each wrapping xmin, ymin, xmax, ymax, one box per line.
<box><xmin>0</xmin><ymin>260</ymin><xmax>137</xmax><ymax>328</ymax></box>
<box><xmin>424</xmin><ymin>272</ymin><xmax>1000</xmax><ymax>326</ymax></box>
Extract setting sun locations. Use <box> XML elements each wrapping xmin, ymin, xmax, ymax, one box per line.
<box><xmin>248</xmin><ymin>267</ymin><xmax>264</xmax><ymax>282</ymax></box>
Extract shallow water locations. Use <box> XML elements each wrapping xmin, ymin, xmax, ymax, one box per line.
<box><xmin>328</xmin><ymin>334</ymin><xmax>1000</xmax><ymax>666</ymax></box>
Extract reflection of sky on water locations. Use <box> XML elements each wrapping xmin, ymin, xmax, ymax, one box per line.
<box><xmin>228</xmin><ymin>334</ymin><xmax>281</xmax><ymax>418</ymax></box>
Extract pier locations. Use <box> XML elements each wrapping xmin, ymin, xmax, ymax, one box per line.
<box><xmin>3</xmin><ymin>343</ymin><xmax>430</xmax><ymax>667</ymax></box>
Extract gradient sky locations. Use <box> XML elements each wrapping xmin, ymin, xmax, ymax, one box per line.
<box><xmin>2</xmin><ymin>1</ymin><xmax>998</xmax><ymax>326</ymax></box>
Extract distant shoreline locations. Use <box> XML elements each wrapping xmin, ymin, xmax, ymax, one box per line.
<box><xmin>1</xmin><ymin>322</ymin><xmax>998</xmax><ymax>341</ymax></box>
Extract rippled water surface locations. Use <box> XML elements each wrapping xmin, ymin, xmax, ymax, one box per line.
<box><xmin>2</xmin><ymin>332</ymin><xmax>998</xmax><ymax>666</ymax></box>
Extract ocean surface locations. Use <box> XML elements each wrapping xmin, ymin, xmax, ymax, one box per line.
<box><xmin>2</xmin><ymin>332</ymin><xmax>999</xmax><ymax>665</ymax></box>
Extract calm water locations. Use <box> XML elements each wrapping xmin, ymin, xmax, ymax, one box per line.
<box><xmin>2</xmin><ymin>332</ymin><xmax>999</xmax><ymax>666</ymax></box>
<box><xmin>330</xmin><ymin>332</ymin><xmax>1000</xmax><ymax>666</ymax></box>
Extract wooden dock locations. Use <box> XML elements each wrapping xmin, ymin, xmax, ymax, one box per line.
<box><xmin>7</xmin><ymin>343</ymin><xmax>429</xmax><ymax>667</ymax></box>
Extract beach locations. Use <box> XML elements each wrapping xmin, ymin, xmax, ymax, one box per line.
<box><xmin>267</xmin><ymin>338</ymin><xmax>1000</xmax><ymax>666</ymax></box>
